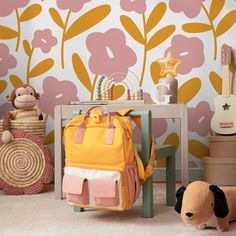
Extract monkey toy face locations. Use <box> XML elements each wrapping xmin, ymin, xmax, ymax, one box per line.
<box><xmin>6</xmin><ymin>84</ymin><xmax>40</xmax><ymax>109</ymax></box>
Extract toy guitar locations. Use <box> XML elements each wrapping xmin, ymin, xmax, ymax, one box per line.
<box><xmin>211</xmin><ymin>45</ymin><xmax>236</xmax><ymax>135</ymax></box>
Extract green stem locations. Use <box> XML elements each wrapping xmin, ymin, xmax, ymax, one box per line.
<box><xmin>201</xmin><ymin>3</ymin><xmax>217</xmax><ymax>60</ymax></box>
<box><xmin>231</xmin><ymin>65</ymin><xmax>236</xmax><ymax>94</ymax></box>
<box><xmin>45</xmin><ymin>113</ymin><xmax>49</xmax><ymax>122</ymax></box>
<box><xmin>90</xmin><ymin>74</ymin><xmax>98</xmax><ymax>101</ymax></box>
<box><xmin>26</xmin><ymin>48</ymin><xmax>34</xmax><ymax>85</ymax></box>
<box><xmin>139</xmin><ymin>14</ymin><xmax>147</xmax><ymax>87</ymax></box>
<box><xmin>15</xmin><ymin>8</ymin><xmax>20</xmax><ymax>52</ymax></box>
<box><xmin>61</xmin><ymin>10</ymin><xmax>71</xmax><ymax>69</ymax></box>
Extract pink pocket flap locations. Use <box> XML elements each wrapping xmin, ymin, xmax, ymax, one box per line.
<box><xmin>91</xmin><ymin>179</ymin><xmax>117</xmax><ymax>198</ymax></box>
<box><xmin>62</xmin><ymin>175</ymin><xmax>86</xmax><ymax>194</ymax></box>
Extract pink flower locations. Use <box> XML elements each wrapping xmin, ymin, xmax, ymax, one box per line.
<box><xmin>188</xmin><ymin>101</ymin><xmax>214</xmax><ymax>137</ymax></box>
<box><xmin>166</xmin><ymin>35</ymin><xmax>204</xmax><ymax>74</ymax></box>
<box><xmin>133</xmin><ymin>118</ymin><xmax>168</xmax><ymax>143</ymax></box>
<box><xmin>189</xmin><ymin>161</ymin><xmax>198</xmax><ymax>168</ymax></box>
<box><xmin>0</xmin><ymin>44</ymin><xmax>17</xmax><ymax>77</ymax></box>
<box><xmin>0</xmin><ymin>0</ymin><xmax>29</xmax><ymax>17</ymax></box>
<box><xmin>31</xmin><ymin>29</ymin><xmax>58</xmax><ymax>53</ymax></box>
<box><xmin>120</xmin><ymin>0</ymin><xmax>147</xmax><ymax>14</ymax></box>
<box><xmin>169</xmin><ymin>0</ymin><xmax>205</xmax><ymax>18</ymax></box>
<box><xmin>56</xmin><ymin>0</ymin><xmax>91</xmax><ymax>13</ymax></box>
<box><xmin>152</xmin><ymin>118</ymin><xmax>168</xmax><ymax>138</ymax></box>
<box><xmin>143</xmin><ymin>92</ymin><xmax>152</xmax><ymax>104</ymax></box>
<box><xmin>0</xmin><ymin>130</ymin><xmax>53</xmax><ymax>195</ymax></box>
<box><xmin>86</xmin><ymin>28</ymin><xmax>137</xmax><ymax>81</ymax></box>
<box><xmin>129</xmin><ymin>92</ymin><xmax>168</xmax><ymax>141</ymax></box>
<box><xmin>142</xmin><ymin>92</ymin><xmax>168</xmax><ymax>138</ymax></box>
<box><xmin>38</xmin><ymin>76</ymin><xmax>79</xmax><ymax>118</ymax></box>
<box><xmin>0</xmin><ymin>103</ymin><xmax>13</xmax><ymax>119</ymax></box>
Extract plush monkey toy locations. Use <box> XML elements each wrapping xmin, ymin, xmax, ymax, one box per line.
<box><xmin>2</xmin><ymin>84</ymin><xmax>43</xmax><ymax>144</ymax></box>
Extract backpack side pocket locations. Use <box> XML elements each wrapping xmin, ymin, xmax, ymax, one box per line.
<box><xmin>126</xmin><ymin>161</ymin><xmax>141</xmax><ymax>205</ymax></box>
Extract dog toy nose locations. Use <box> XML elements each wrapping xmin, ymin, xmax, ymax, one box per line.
<box><xmin>186</xmin><ymin>212</ymin><xmax>193</xmax><ymax>217</ymax></box>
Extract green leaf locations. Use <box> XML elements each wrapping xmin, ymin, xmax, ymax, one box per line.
<box><xmin>29</xmin><ymin>58</ymin><xmax>54</xmax><ymax>78</ymax></box>
<box><xmin>230</xmin><ymin>64</ymin><xmax>236</xmax><ymax>75</ymax></box>
<box><xmin>45</xmin><ymin>130</ymin><xmax>54</xmax><ymax>145</ymax></box>
<box><xmin>72</xmin><ymin>53</ymin><xmax>92</xmax><ymax>93</ymax></box>
<box><xmin>23</xmin><ymin>40</ymin><xmax>31</xmax><ymax>56</ymax></box>
<box><xmin>178</xmin><ymin>78</ymin><xmax>201</xmax><ymax>103</ymax></box>
<box><xmin>215</xmin><ymin>10</ymin><xmax>236</xmax><ymax>37</ymax></box>
<box><xmin>0</xmin><ymin>80</ymin><xmax>7</xmax><ymax>94</ymax></box>
<box><xmin>113</xmin><ymin>85</ymin><xmax>125</xmax><ymax>100</ymax></box>
<box><xmin>146</xmin><ymin>2</ymin><xmax>166</xmax><ymax>33</ymax></box>
<box><xmin>64</xmin><ymin>5</ymin><xmax>111</xmax><ymax>41</ymax></box>
<box><xmin>230</xmin><ymin>51</ymin><xmax>235</xmax><ymax>74</ymax></box>
<box><xmin>0</xmin><ymin>25</ymin><xmax>18</xmax><ymax>39</ymax></box>
<box><xmin>189</xmin><ymin>140</ymin><xmax>209</xmax><ymax>159</ymax></box>
<box><xmin>157</xmin><ymin>132</ymin><xmax>179</xmax><ymax>167</ymax></box>
<box><xmin>164</xmin><ymin>132</ymin><xmax>179</xmax><ymax>152</ymax></box>
<box><xmin>49</xmin><ymin>8</ymin><xmax>64</xmax><ymax>29</ymax></box>
<box><xmin>209</xmin><ymin>0</ymin><xmax>225</xmax><ymax>21</ymax></box>
<box><xmin>19</xmin><ymin>4</ymin><xmax>42</xmax><ymax>22</ymax></box>
<box><xmin>147</xmin><ymin>25</ymin><xmax>175</xmax><ymax>51</ymax></box>
<box><xmin>182</xmin><ymin>23</ymin><xmax>212</xmax><ymax>33</ymax></box>
<box><xmin>9</xmin><ymin>75</ymin><xmax>24</xmax><ymax>88</ymax></box>
<box><xmin>150</xmin><ymin>61</ymin><xmax>162</xmax><ymax>85</ymax></box>
<box><xmin>209</xmin><ymin>71</ymin><xmax>222</xmax><ymax>94</ymax></box>
<box><xmin>120</xmin><ymin>15</ymin><xmax>144</xmax><ymax>44</ymax></box>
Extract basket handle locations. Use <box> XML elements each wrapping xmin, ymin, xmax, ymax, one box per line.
<box><xmin>75</xmin><ymin>105</ymin><xmax>114</xmax><ymax>145</ymax></box>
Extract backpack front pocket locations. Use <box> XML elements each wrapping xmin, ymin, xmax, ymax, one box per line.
<box><xmin>91</xmin><ymin>179</ymin><xmax>119</xmax><ymax>207</ymax></box>
<box><xmin>62</xmin><ymin>175</ymin><xmax>89</xmax><ymax>205</ymax></box>
<box><xmin>64</xmin><ymin>167</ymin><xmax>124</xmax><ymax>210</ymax></box>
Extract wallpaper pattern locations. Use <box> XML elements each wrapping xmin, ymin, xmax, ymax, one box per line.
<box><xmin>0</xmin><ymin>0</ymin><xmax>236</xmax><ymax>169</ymax></box>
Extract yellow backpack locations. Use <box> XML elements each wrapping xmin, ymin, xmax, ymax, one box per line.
<box><xmin>62</xmin><ymin>106</ymin><xmax>155</xmax><ymax>210</ymax></box>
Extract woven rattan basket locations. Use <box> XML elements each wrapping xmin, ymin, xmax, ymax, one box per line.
<box><xmin>0</xmin><ymin>120</ymin><xmax>46</xmax><ymax>141</ymax></box>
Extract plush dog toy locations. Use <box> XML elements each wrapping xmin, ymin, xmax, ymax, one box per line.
<box><xmin>2</xmin><ymin>84</ymin><xmax>43</xmax><ymax>144</ymax></box>
<box><xmin>175</xmin><ymin>181</ymin><xmax>236</xmax><ymax>232</ymax></box>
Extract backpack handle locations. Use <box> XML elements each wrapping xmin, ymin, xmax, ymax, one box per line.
<box><xmin>75</xmin><ymin>105</ymin><xmax>115</xmax><ymax>145</ymax></box>
<box><xmin>84</xmin><ymin>105</ymin><xmax>110</xmax><ymax>119</ymax></box>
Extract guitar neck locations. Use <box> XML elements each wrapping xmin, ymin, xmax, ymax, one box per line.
<box><xmin>222</xmin><ymin>65</ymin><xmax>230</xmax><ymax>97</ymax></box>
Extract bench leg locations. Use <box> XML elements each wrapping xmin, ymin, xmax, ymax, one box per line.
<box><xmin>142</xmin><ymin>176</ymin><xmax>153</xmax><ymax>218</ymax></box>
<box><xmin>166</xmin><ymin>154</ymin><xmax>176</xmax><ymax>206</ymax></box>
<box><xmin>74</xmin><ymin>207</ymin><xmax>84</xmax><ymax>212</ymax></box>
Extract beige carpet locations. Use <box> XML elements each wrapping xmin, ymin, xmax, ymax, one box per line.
<box><xmin>1</xmin><ymin>183</ymin><xmax>236</xmax><ymax>236</ymax></box>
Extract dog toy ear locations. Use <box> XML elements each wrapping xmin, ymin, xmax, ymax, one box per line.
<box><xmin>175</xmin><ymin>186</ymin><xmax>186</xmax><ymax>214</ymax></box>
<box><xmin>209</xmin><ymin>185</ymin><xmax>229</xmax><ymax>218</ymax></box>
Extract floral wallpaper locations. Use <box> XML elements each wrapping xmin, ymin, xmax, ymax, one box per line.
<box><xmin>0</xmin><ymin>0</ymin><xmax>236</xmax><ymax>172</ymax></box>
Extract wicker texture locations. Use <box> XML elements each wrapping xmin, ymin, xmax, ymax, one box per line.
<box><xmin>0</xmin><ymin>120</ymin><xmax>46</xmax><ymax>140</ymax></box>
<box><xmin>0</xmin><ymin>130</ymin><xmax>53</xmax><ymax>195</ymax></box>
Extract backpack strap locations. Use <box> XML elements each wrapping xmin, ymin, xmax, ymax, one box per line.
<box><xmin>118</xmin><ymin>109</ymin><xmax>155</xmax><ymax>183</ymax></box>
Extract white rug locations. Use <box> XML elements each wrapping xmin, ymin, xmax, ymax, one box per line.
<box><xmin>0</xmin><ymin>183</ymin><xmax>236</xmax><ymax>236</ymax></box>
